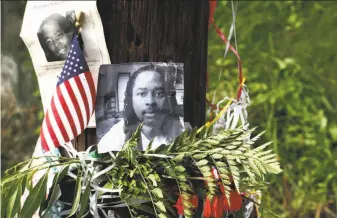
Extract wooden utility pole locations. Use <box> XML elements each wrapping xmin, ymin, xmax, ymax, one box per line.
<box><xmin>69</xmin><ymin>2</ymin><xmax>209</xmax><ymax>216</ymax></box>
<box><xmin>97</xmin><ymin>0</ymin><xmax>209</xmax><ymax>130</ymax></box>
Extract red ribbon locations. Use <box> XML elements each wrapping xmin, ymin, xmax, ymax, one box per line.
<box><xmin>209</xmin><ymin>0</ymin><xmax>217</xmax><ymax>27</ymax></box>
<box><xmin>206</xmin><ymin>0</ymin><xmax>244</xmax><ymax>117</ymax></box>
<box><xmin>210</xmin><ymin>19</ymin><xmax>244</xmax><ymax>101</ymax></box>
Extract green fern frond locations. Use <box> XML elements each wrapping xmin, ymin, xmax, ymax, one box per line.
<box><xmin>1</xmin><ymin>124</ymin><xmax>282</xmax><ymax>218</ymax></box>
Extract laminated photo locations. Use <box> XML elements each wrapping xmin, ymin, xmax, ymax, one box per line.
<box><xmin>96</xmin><ymin>62</ymin><xmax>185</xmax><ymax>153</ymax></box>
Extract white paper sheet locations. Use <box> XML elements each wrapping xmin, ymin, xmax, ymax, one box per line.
<box><xmin>20</xmin><ymin>1</ymin><xmax>111</xmax><ymax>127</ymax></box>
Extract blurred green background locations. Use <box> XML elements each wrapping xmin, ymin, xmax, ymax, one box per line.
<box><xmin>1</xmin><ymin>1</ymin><xmax>337</xmax><ymax>217</ymax></box>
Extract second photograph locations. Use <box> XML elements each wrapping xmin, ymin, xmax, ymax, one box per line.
<box><xmin>96</xmin><ymin>62</ymin><xmax>185</xmax><ymax>153</ymax></box>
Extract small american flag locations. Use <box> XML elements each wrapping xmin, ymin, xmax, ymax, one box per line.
<box><xmin>40</xmin><ymin>35</ymin><xmax>96</xmax><ymax>152</ymax></box>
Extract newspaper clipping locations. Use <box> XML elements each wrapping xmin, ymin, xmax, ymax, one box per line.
<box><xmin>20</xmin><ymin>1</ymin><xmax>111</xmax><ymax>127</ymax></box>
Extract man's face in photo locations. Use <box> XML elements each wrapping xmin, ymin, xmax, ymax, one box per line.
<box><xmin>42</xmin><ymin>19</ymin><xmax>73</xmax><ymax>60</ymax></box>
<box><xmin>132</xmin><ymin>70</ymin><xmax>168</xmax><ymax>127</ymax></box>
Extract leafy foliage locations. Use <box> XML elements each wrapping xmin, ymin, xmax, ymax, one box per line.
<box><xmin>208</xmin><ymin>1</ymin><xmax>337</xmax><ymax>217</ymax></box>
<box><xmin>1</xmin><ymin>157</ymin><xmax>79</xmax><ymax>218</ymax></box>
<box><xmin>1</xmin><ymin>0</ymin><xmax>42</xmax><ymax>176</ymax></box>
<box><xmin>1</xmin><ymin>125</ymin><xmax>281</xmax><ymax>218</ymax></box>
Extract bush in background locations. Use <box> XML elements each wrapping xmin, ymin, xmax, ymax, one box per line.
<box><xmin>208</xmin><ymin>1</ymin><xmax>337</xmax><ymax>217</ymax></box>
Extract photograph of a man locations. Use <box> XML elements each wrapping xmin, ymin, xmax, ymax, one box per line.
<box><xmin>37</xmin><ymin>13</ymin><xmax>75</xmax><ymax>62</ymax></box>
<box><xmin>97</xmin><ymin>63</ymin><xmax>186</xmax><ymax>153</ymax></box>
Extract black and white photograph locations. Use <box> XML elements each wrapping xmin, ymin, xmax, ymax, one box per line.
<box><xmin>96</xmin><ymin>63</ymin><xmax>185</xmax><ymax>153</ymax></box>
<box><xmin>37</xmin><ymin>11</ymin><xmax>76</xmax><ymax>62</ymax></box>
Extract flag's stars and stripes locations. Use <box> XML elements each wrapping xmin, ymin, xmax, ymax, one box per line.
<box><xmin>40</xmin><ymin>36</ymin><xmax>96</xmax><ymax>152</ymax></box>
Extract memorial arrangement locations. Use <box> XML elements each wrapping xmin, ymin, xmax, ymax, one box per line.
<box><xmin>1</xmin><ymin>1</ymin><xmax>282</xmax><ymax>218</ymax></box>
<box><xmin>2</xmin><ymin>120</ymin><xmax>281</xmax><ymax>218</ymax></box>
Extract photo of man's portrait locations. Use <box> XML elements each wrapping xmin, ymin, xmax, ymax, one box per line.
<box><xmin>37</xmin><ymin>11</ymin><xmax>75</xmax><ymax>62</ymax></box>
<box><xmin>96</xmin><ymin>63</ymin><xmax>186</xmax><ymax>153</ymax></box>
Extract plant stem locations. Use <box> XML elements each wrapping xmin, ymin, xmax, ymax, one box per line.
<box><xmin>136</xmin><ymin>165</ymin><xmax>160</xmax><ymax>218</ymax></box>
<box><xmin>165</xmin><ymin>159</ymin><xmax>186</xmax><ymax>213</ymax></box>
<box><xmin>123</xmin><ymin>199</ymin><xmax>135</xmax><ymax>218</ymax></box>
<box><xmin>2</xmin><ymin>161</ymin><xmax>80</xmax><ymax>185</ymax></box>
<box><xmin>210</xmin><ymin>156</ymin><xmax>231</xmax><ymax>200</ymax></box>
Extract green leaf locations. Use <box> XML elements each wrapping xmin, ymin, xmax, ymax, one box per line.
<box><xmin>255</xmin><ymin>160</ymin><xmax>267</xmax><ymax>174</ymax></box>
<box><xmin>211</xmin><ymin>147</ymin><xmax>223</xmax><ymax>153</ymax></box>
<box><xmin>188</xmin><ymin>127</ymin><xmax>198</xmax><ymax>142</ymax></box>
<box><xmin>179</xmin><ymin>183</ymin><xmax>191</xmax><ymax>192</ymax></box>
<box><xmin>200</xmin><ymin>166</ymin><xmax>210</xmax><ymax>173</ymax></box>
<box><xmin>158</xmin><ymin>213</ymin><xmax>168</xmax><ymax>218</ymax></box>
<box><xmin>169</xmin><ymin>134</ymin><xmax>183</xmax><ymax>151</ymax></box>
<box><xmin>226</xmin><ymin>145</ymin><xmax>238</xmax><ymax>150</ymax></box>
<box><xmin>173</xmin><ymin>153</ymin><xmax>185</xmax><ymax>162</ymax></box>
<box><xmin>229</xmin><ymin>165</ymin><xmax>239</xmax><ymax>172</ymax></box>
<box><xmin>248</xmin><ymin>160</ymin><xmax>261</xmax><ymax>177</ymax></box>
<box><xmin>192</xmin><ymin>153</ymin><xmax>207</xmax><ymax>159</ymax></box>
<box><xmin>76</xmin><ymin>181</ymin><xmax>91</xmax><ymax>218</ymax></box>
<box><xmin>145</xmin><ymin>139</ymin><xmax>154</xmax><ymax>153</ymax></box>
<box><xmin>154</xmin><ymin>201</ymin><xmax>166</xmax><ymax>212</ymax></box>
<box><xmin>21</xmin><ymin>169</ymin><xmax>49</xmax><ymax>218</ymax></box>
<box><xmin>148</xmin><ymin>174</ymin><xmax>158</xmax><ymax>187</ymax></box>
<box><xmin>249</xmin><ymin>130</ymin><xmax>265</xmax><ymax>143</ymax></box>
<box><xmin>221</xmin><ymin>150</ymin><xmax>231</xmax><ymax>155</ymax></box>
<box><xmin>6</xmin><ymin>179</ymin><xmax>22</xmax><ymax>218</ymax></box>
<box><xmin>266</xmin><ymin>163</ymin><xmax>283</xmax><ymax>174</ymax></box>
<box><xmin>211</xmin><ymin>153</ymin><xmax>223</xmax><ymax>159</ymax></box>
<box><xmin>256</xmin><ymin>149</ymin><xmax>274</xmax><ymax>158</ymax></box>
<box><xmin>26</xmin><ymin>169</ymin><xmax>37</xmax><ymax>191</ymax></box>
<box><xmin>206</xmin><ymin>125</ymin><xmax>214</xmax><ymax>137</ymax></box>
<box><xmin>220</xmin><ymin>177</ymin><xmax>232</xmax><ymax>186</ymax></box>
<box><xmin>198</xmin><ymin>125</ymin><xmax>208</xmax><ymax>138</ymax></box>
<box><xmin>226</xmin><ymin>155</ymin><xmax>236</xmax><ymax>161</ymax></box>
<box><xmin>20</xmin><ymin>174</ymin><xmax>27</xmax><ymax>195</ymax></box>
<box><xmin>177</xmin><ymin>175</ymin><xmax>187</xmax><ymax>182</ymax></box>
<box><xmin>260</xmin><ymin>153</ymin><xmax>277</xmax><ymax>161</ymax></box>
<box><xmin>131</xmin><ymin>124</ymin><xmax>143</xmax><ymax>141</ymax></box>
<box><xmin>205</xmin><ymin>139</ymin><xmax>219</xmax><ymax>145</ymax></box>
<box><xmin>174</xmin><ymin>166</ymin><xmax>186</xmax><ymax>173</ymax></box>
<box><xmin>218</xmin><ymin>167</ymin><xmax>229</xmax><ymax>174</ymax></box>
<box><xmin>195</xmin><ymin>159</ymin><xmax>208</xmax><ymax>166</ymax></box>
<box><xmin>151</xmin><ymin>188</ymin><xmax>164</xmax><ymax>198</ymax></box>
<box><xmin>242</xmin><ymin>164</ymin><xmax>256</xmax><ymax>180</ymax></box>
<box><xmin>183</xmin><ymin>201</ymin><xmax>193</xmax><ymax>209</ymax></box>
<box><xmin>203</xmin><ymin>171</ymin><xmax>213</xmax><ymax>177</ymax></box>
<box><xmin>215</xmin><ymin>161</ymin><xmax>227</xmax><ymax>167</ymax></box>
<box><xmin>253</xmin><ymin>141</ymin><xmax>273</xmax><ymax>153</ymax></box>
<box><xmin>129</xmin><ymin>168</ymin><xmax>137</xmax><ymax>177</ymax></box>
<box><xmin>67</xmin><ymin>176</ymin><xmax>83</xmax><ymax>217</ymax></box>
<box><xmin>4</xmin><ymin>160</ymin><xmax>32</xmax><ymax>177</ymax></box>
